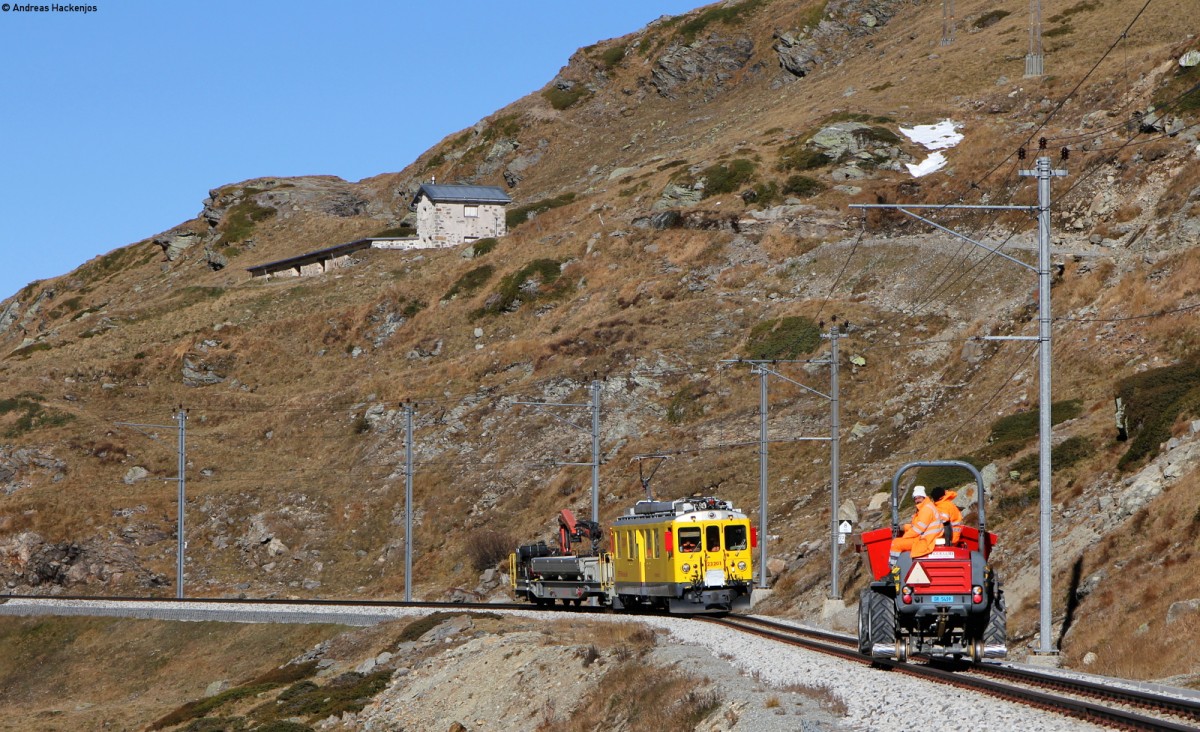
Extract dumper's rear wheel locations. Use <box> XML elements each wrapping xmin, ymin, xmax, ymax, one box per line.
<box><xmin>857</xmin><ymin>590</ymin><xmax>873</xmax><ymax>654</ymax></box>
<box><xmin>862</xmin><ymin>588</ymin><xmax>895</xmax><ymax>657</ymax></box>
<box><xmin>983</xmin><ymin>587</ymin><xmax>1007</xmax><ymax>659</ymax></box>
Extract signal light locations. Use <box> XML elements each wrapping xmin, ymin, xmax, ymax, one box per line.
<box><xmin>682</xmin><ymin>563</ymin><xmax>691</xmax><ymax>573</ymax></box>
<box><xmin>972</xmin><ymin>585</ymin><xmax>984</xmax><ymax>604</ymax></box>
<box><xmin>737</xmin><ymin>561</ymin><xmax>746</xmax><ymax>571</ymax></box>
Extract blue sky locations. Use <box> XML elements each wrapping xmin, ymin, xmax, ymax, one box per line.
<box><xmin>0</xmin><ymin>0</ymin><xmax>703</xmax><ymax>301</ymax></box>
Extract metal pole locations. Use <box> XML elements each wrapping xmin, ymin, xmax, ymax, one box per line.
<box><xmin>591</xmin><ymin>380</ymin><xmax>601</xmax><ymax>524</ymax></box>
<box><xmin>404</xmin><ymin>402</ymin><xmax>414</xmax><ymax>603</ymax></box>
<box><xmin>175</xmin><ymin>408</ymin><xmax>186</xmax><ymax>600</ymax></box>
<box><xmin>1018</xmin><ymin>156</ymin><xmax>1065</xmax><ymax>655</ymax></box>
<box><xmin>758</xmin><ymin>366</ymin><xmax>769</xmax><ymax>589</ymax></box>
<box><xmin>1035</xmin><ymin>157</ymin><xmax>1055</xmax><ymax>654</ymax></box>
<box><xmin>829</xmin><ymin>327</ymin><xmax>842</xmax><ymax>600</ymax></box>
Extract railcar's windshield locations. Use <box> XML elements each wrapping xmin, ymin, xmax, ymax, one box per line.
<box><xmin>706</xmin><ymin>525</ymin><xmax>722</xmax><ymax>551</ymax></box>
<box><xmin>678</xmin><ymin>527</ymin><xmax>701</xmax><ymax>553</ymax></box>
<box><xmin>725</xmin><ymin>525</ymin><xmax>747</xmax><ymax>551</ymax></box>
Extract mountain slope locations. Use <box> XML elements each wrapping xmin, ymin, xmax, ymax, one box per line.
<box><xmin>1</xmin><ymin>0</ymin><xmax>1199</xmax><ymax>682</ymax></box>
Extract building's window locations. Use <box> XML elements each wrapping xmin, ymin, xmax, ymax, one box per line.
<box><xmin>464</xmin><ymin>205</ymin><xmax>479</xmax><ymax>218</ymax></box>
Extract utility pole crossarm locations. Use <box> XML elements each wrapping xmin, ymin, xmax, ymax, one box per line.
<box><xmin>753</xmin><ymin>365</ymin><xmax>832</xmax><ymax>400</ymax></box>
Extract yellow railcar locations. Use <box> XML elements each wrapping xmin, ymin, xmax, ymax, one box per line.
<box><xmin>610</xmin><ymin>496</ymin><xmax>754</xmax><ymax>614</ymax></box>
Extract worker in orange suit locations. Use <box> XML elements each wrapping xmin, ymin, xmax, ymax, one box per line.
<box><xmin>932</xmin><ymin>486</ymin><xmax>963</xmax><ymax>545</ymax></box>
<box><xmin>889</xmin><ymin>485</ymin><xmax>941</xmax><ymax>566</ymax></box>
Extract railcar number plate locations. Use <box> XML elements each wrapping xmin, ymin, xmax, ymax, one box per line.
<box><xmin>931</xmin><ymin>595</ymin><xmax>954</xmax><ymax>603</ymax></box>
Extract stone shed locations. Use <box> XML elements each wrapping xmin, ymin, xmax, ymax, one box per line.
<box><xmin>409</xmin><ymin>183</ymin><xmax>511</xmax><ymax>247</ymax></box>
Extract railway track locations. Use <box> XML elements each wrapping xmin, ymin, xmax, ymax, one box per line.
<box><xmin>701</xmin><ymin>614</ymin><xmax>1200</xmax><ymax>731</ymax></box>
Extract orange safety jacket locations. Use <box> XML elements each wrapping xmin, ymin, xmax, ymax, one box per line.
<box><xmin>891</xmin><ymin>499</ymin><xmax>943</xmax><ymax>559</ymax></box>
<box><xmin>935</xmin><ymin>490</ymin><xmax>964</xmax><ymax>544</ymax></box>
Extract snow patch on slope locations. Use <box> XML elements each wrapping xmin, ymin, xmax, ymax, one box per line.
<box><xmin>900</xmin><ymin>120</ymin><xmax>962</xmax><ymax>177</ymax></box>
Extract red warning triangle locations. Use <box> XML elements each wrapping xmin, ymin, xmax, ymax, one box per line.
<box><xmin>907</xmin><ymin>562</ymin><xmax>931</xmax><ymax>585</ymax></box>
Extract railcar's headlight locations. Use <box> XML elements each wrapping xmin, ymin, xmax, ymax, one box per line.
<box><xmin>681</xmin><ymin>563</ymin><xmax>691</xmax><ymax>573</ymax></box>
<box><xmin>737</xmin><ymin>561</ymin><xmax>746</xmax><ymax>571</ymax></box>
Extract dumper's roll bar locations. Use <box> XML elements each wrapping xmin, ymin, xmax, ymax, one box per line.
<box><xmin>890</xmin><ymin>459</ymin><xmax>986</xmax><ymax>540</ymax></box>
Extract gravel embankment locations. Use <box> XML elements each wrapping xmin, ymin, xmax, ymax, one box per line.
<box><xmin>0</xmin><ymin>599</ymin><xmax>1119</xmax><ymax>730</ymax></box>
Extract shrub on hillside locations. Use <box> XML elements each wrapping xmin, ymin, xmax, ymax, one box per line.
<box><xmin>471</xmin><ymin>237</ymin><xmax>498</xmax><ymax>256</ymax></box>
<box><xmin>973</xmin><ymin>9</ymin><xmax>1010</xmax><ymax>28</ymax></box>
<box><xmin>985</xmin><ymin>399</ymin><xmax>1083</xmax><ymax>457</ymax></box>
<box><xmin>1116</xmin><ymin>361</ymin><xmax>1200</xmax><ymax>470</ymax></box>
<box><xmin>0</xmin><ymin>393</ymin><xmax>75</xmax><ymax>437</ymax></box>
<box><xmin>676</xmin><ymin>0</ymin><xmax>767</xmax><ymax>42</ymax></box>
<box><xmin>442</xmin><ymin>264</ymin><xmax>495</xmax><ymax>301</ymax></box>
<box><xmin>543</xmin><ymin>85</ymin><xmax>590</xmax><ymax>110</ymax></box>
<box><xmin>222</xmin><ymin>199</ymin><xmax>276</xmax><ymax>244</ymax></box>
<box><xmin>597</xmin><ymin>43</ymin><xmax>627</xmax><ymax>70</ymax></box>
<box><xmin>777</xmin><ymin>141</ymin><xmax>831</xmax><ymax>172</ymax></box>
<box><xmin>470</xmin><ymin>259</ymin><xmax>566</xmax><ymax>319</ymax></box>
<box><xmin>1010</xmin><ymin>435</ymin><xmax>1096</xmax><ymax>480</ymax></box>
<box><xmin>466</xmin><ymin>529</ymin><xmax>515</xmax><ymax>571</ymax></box>
<box><xmin>745</xmin><ymin>316</ymin><xmax>821</xmax><ymax>360</ymax></box>
<box><xmin>700</xmin><ymin>159</ymin><xmax>756</xmax><ymax>197</ymax></box>
<box><xmin>783</xmin><ymin>174</ymin><xmax>825</xmax><ymax>197</ymax></box>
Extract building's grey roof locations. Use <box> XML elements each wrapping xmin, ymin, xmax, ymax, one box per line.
<box><xmin>412</xmin><ymin>184</ymin><xmax>512</xmax><ymax>206</ymax></box>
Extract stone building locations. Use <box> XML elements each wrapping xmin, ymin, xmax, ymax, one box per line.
<box><xmin>410</xmin><ymin>183</ymin><xmax>511</xmax><ymax>247</ymax></box>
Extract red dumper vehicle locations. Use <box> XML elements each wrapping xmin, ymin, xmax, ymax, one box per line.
<box><xmin>857</xmin><ymin>460</ymin><xmax>1006</xmax><ymax>663</ymax></box>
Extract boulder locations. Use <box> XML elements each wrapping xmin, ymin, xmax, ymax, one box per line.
<box><xmin>653</xmin><ymin>183</ymin><xmax>703</xmax><ymax>211</ymax></box>
<box><xmin>773</xmin><ymin>31</ymin><xmax>821</xmax><ymax>77</ymax></box>
<box><xmin>123</xmin><ymin>467</ymin><xmax>149</xmax><ymax>485</ymax></box>
<box><xmin>1167</xmin><ymin>598</ymin><xmax>1200</xmax><ymax>624</ymax></box>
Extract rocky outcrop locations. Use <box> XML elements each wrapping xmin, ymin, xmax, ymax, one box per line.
<box><xmin>650</xmin><ymin>35</ymin><xmax>755</xmax><ymax>99</ymax></box>
<box><xmin>0</xmin><ymin>447</ymin><xmax>65</xmax><ymax>495</ymax></box>
<box><xmin>0</xmin><ymin>297</ymin><xmax>24</xmax><ymax>337</ymax></box>
<box><xmin>153</xmin><ymin>226</ymin><xmax>203</xmax><ymax>262</ymax></box>
<box><xmin>0</xmin><ymin>531</ymin><xmax>161</xmax><ymax>592</ymax></box>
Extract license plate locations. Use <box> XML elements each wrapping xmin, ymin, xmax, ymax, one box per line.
<box><xmin>931</xmin><ymin>595</ymin><xmax>954</xmax><ymax>603</ymax></box>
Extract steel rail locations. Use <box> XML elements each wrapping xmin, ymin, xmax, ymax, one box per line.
<box><xmin>697</xmin><ymin>615</ymin><xmax>1198</xmax><ymax>731</ymax></box>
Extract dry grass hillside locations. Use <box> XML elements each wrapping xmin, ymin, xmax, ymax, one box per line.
<box><xmin>1</xmin><ymin>0</ymin><xmax>1199</xmax><ymax>684</ymax></box>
